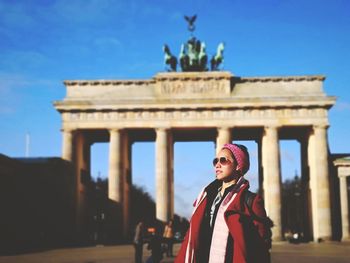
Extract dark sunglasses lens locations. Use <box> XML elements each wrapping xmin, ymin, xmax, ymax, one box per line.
<box><xmin>220</xmin><ymin>157</ymin><xmax>229</xmax><ymax>165</ymax></box>
<box><xmin>213</xmin><ymin>157</ymin><xmax>230</xmax><ymax>166</ymax></box>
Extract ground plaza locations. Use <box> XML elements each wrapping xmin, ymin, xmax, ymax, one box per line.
<box><xmin>0</xmin><ymin>242</ymin><xmax>349</xmax><ymax>263</ymax></box>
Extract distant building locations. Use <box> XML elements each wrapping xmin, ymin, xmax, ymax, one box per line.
<box><xmin>0</xmin><ymin>153</ymin><xmax>177</xmax><ymax>253</ymax></box>
<box><xmin>0</xmin><ymin>154</ymin><xmax>76</xmax><ymax>254</ymax></box>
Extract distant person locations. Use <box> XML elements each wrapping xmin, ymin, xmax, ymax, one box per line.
<box><xmin>175</xmin><ymin>143</ymin><xmax>271</xmax><ymax>263</ymax></box>
<box><xmin>133</xmin><ymin>221</ymin><xmax>144</xmax><ymax>263</ymax></box>
<box><xmin>146</xmin><ymin>227</ymin><xmax>163</xmax><ymax>263</ymax></box>
<box><xmin>163</xmin><ymin>219</ymin><xmax>174</xmax><ymax>257</ymax></box>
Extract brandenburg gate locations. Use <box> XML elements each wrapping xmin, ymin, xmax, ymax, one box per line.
<box><xmin>54</xmin><ymin>71</ymin><xmax>336</xmax><ymax>242</ymax></box>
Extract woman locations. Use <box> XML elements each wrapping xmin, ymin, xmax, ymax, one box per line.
<box><xmin>175</xmin><ymin>143</ymin><xmax>270</xmax><ymax>263</ymax></box>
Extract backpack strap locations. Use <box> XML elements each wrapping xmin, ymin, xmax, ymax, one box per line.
<box><xmin>244</xmin><ymin>190</ymin><xmax>257</xmax><ymax>214</ymax></box>
<box><xmin>244</xmin><ymin>190</ymin><xmax>271</xmax><ymax>225</ymax></box>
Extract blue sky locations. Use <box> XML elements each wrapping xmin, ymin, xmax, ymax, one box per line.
<box><xmin>1</xmin><ymin>0</ymin><xmax>349</xmax><ymax>218</ymax></box>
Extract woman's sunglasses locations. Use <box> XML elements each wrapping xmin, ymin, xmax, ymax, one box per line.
<box><xmin>212</xmin><ymin>156</ymin><xmax>232</xmax><ymax>167</ymax></box>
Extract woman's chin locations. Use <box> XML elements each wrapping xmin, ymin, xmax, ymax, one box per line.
<box><xmin>216</xmin><ymin>174</ymin><xmax>223</xmax><ymax>180</ymax></box>
<box><xmin>219</xmin><ymin>175</ymin><xmax>237</xmax><ymax>183</ymax></box>
<box><xmin>216</xmin><ymin>174</ymin><xmax>227</xmax><ymax>181</ymax></box>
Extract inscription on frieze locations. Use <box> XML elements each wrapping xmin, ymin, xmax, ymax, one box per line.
<box><xmin>161</xmin><ymin>81</ymin><xmax>226</xmax><ymax>94</ymax></box>
<box><xmin>156</xmin><ymin>78</ymin><xmax>230</xmax><ymax>98</ymax></box>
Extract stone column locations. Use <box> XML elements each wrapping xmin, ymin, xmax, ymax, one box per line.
<box><xmin>308</xmin><ymin>125</ymin><xmax>332</xmax><ymax>241</ymax></box>
<box><xmin>299</xmin><ymin>137</ymin><xmax>312</xmax><ymax>241</ymax></box>
<box><xmin>257</xmin><ymin>139</ymin><xmax>264</xmax><ymax>197</ymax></box>
<box><xmin>168</xmin><ymin>132</ymin><xmax>174</xmax><ymax>219</ymax></box>
<box><xmin>262</xmin><ymin>126</ymin><xmax>282</xmax><ymax>241</ymax></box>
<box><xmin>216</xmin><ymin>127</ymin><xmax>232</xmax><ymax>154</ymax></box>
<box><xmin>156</xmin><ymin>128</ymin><xmax>172</xmax><ymax>222</ymax></box>
<box><xmin>109</xmin><ymin>129</ymin><xmax>122</xmax><ymax>202</ymax></box>
<box><xmin>75</xmin><ymin>132</ymin><xmax>91</xmax><ymax>178</ymax></box>
<box><xmin>339</xmin><ymin>175</ymin><xmax>349</xmax><ymax>240</ymax></box>
<box><xmin>121</xmin><ymin>133</ymin><xmax>131</xmax><ymax>237</ymax></box>
<box><xmin>74</xmin><ymin>131</ymin><xmax>89</xmax><ymax>236</ymax></box>
<box><xmin>62</xmin><ymin>129</ymin><xmax>74</xmax><ymax>161</ymax></box>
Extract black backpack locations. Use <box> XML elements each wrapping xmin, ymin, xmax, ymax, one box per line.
<box><xmin>223</xmin><ymin>190</ymin><xmax>273</xmax><ymax>263</ymax></box>
<box><xmin>244</xmin><ymin>191</ymin><xmax>273</xmax><ymax>250</ymax></box>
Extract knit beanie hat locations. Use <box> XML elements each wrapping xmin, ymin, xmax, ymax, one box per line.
<box><xmin>222</xmin><ymin>143</ymin><xmax>250</xmax><ymax>175</ymax></box>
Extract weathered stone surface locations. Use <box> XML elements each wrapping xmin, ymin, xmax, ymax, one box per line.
<box><xmin>54</xmin><ymin>72</ymin><xmax>335</xmax><ymax>130</ymax></box>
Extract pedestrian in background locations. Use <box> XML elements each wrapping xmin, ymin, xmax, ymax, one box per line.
<box><xmin>146</xmin><ymin>227</ymin><xmax>163</xmax><ymax>263</ymax></box>
<box><xmin>163</xmin><ymin>219</ymin><xmax>174</xmax><ymax>257</ymax></box>
<box><xmin>133</xmin><ymin>221</ymin><xmax>144</xmax><ymax>263</ymax></box>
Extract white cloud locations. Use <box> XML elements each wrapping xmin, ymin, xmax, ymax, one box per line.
<box><xmin>0</xmin><ymin>72</ymin><xmax>55</xmax><ymax>90</ymax></box>
<box><xmin>0</xmin><ymin>72</ymin><xmax>27</xmax><ymax>94</ymax></box>
<box><xmin>246</xmin><ymin>172</ymin><xmax>259</xmax><ymax>192</ymax></box>
<box><xmin>0</xmin><ymin>105</ymin><xmax>15</xmax><ymax>115</ymax></box>
<box><xmin>0</xmin><ymin>72</ymin><xmax>56</xmax><ymax>115</ymax></box>
<box><xmin>0</xmin><ymin>74</ymin><xmax>24</xmax><ymax>115</ymax></box>
<box><xmin>175</xmin><ymin>182</ymin><xmax>195</xmax><ymax>219</ymax></box>
<box><xmin>51</xmin><ymin>0</ymin><xmax>124</xmax><ymax>24</ymax></box>
<box><xmin>0</xmin><ymin>50</ymin><xmax>50</xmax><ymax>74</ymax></box>
<box><xmin>174</xmin><ymin>169</ymin><xmax>213</xmax><ymax>218</ymax></box>
<box><xmin>93</xmin><ymin>37</ymin><xmax>123</xmax><ymax>52</ymax></box>
<box><xmin>333</xmin><ymin>101</ymin><xmax>350</xmax><ymax>111</ymax></box>
<box><xmin>280</xmin><ymin>149</ymin><xmax>296</xmax><ymax>163</ymax></box>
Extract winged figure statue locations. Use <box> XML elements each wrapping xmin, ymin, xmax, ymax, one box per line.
<box><xmin>184</xmin><ymin>15</ymin><xmax>197</xmax><ymax>32</ymax></box>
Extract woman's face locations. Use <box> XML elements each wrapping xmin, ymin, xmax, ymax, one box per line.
<box><xmin>214</xmin><ymin>149</ymin><xmax>238</xmax><ymax>182</ymax></box>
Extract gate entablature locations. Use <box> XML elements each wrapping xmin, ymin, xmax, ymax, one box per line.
<box><xmin>54</xmin><ymin>72</ymin><xmax>335</xmax><ymax>130</ymax></box>
<box><xmin>58</xmin><ymin>72</ymin><xmax>330</xmax><ymax>102</ymax></box>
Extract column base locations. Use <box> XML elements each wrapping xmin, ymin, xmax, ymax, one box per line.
<box><xmin>272</xmin><ymin>236</ymin><xmax>284</xmax><ymax>242</ymax></box>
<box><xmin>314</xmin><ymin>236</ymin><xmax>332</xmax><ymax>243</ymax></box>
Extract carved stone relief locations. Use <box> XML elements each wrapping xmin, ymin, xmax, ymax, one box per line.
<box><xmin>64</xmin><ymin>107</ymin><xmax>328</xmax><ymax>124</ymax></box>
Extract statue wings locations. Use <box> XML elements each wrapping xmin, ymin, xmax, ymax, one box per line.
<box><xmin>184</xmin><ymin>15</ymin><xmax>197</xmax><ymax>26</ymax></box>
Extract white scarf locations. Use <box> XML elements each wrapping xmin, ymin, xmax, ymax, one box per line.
<box><xmin>208</xmin><ymin>177</ymin><xmax>246</xmax><ymax>263</ymax></box>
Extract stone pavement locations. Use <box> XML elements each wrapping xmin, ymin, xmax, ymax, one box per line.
<box><xmin>0</xmin><ymin>241</ymin><xmax>349</xmax><ymax>263</ymax></box>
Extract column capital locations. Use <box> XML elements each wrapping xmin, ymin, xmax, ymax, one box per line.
<box><xmin>109</xmin><ymin>128</ymin><xmax>122</xmax><ymax>133</ymax></box>
<box><xmin>338</xmin><ymin>173</ymin><xmax>350</xmax><ymax>178</ymax></box>
<box><xmin>155</xmin><ymin>127</ymin><xmax>171</xmax><ymax>133</ymax></box>
<box><xmin>313</xmin><ymin>124</ymin><xmax>329</xmax><ymax>130</ymax></box>
<box><xmin>263</xmin><ymin>125</ymin><xmax>280</xmax><ymax>138</ymax></box>
<box><xmin>217</xmin><ymin>126</ymin><xmax>232</xmax><ymax>130</ymax></box>
<box><xmin>264</xmin><ymin>125</ymin><xmax>280</xmax><ymax>131</ymax></box>
<box><xmin>60</xmin><ymin>128</ymin><xmax>75</xmax><ymax>133</ymax></box>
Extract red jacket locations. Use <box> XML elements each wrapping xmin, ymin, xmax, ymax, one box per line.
<box><xmin>175</xmin><ymin>180</ymin><xmax>270</xmax><ymax>263</ymax></box>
